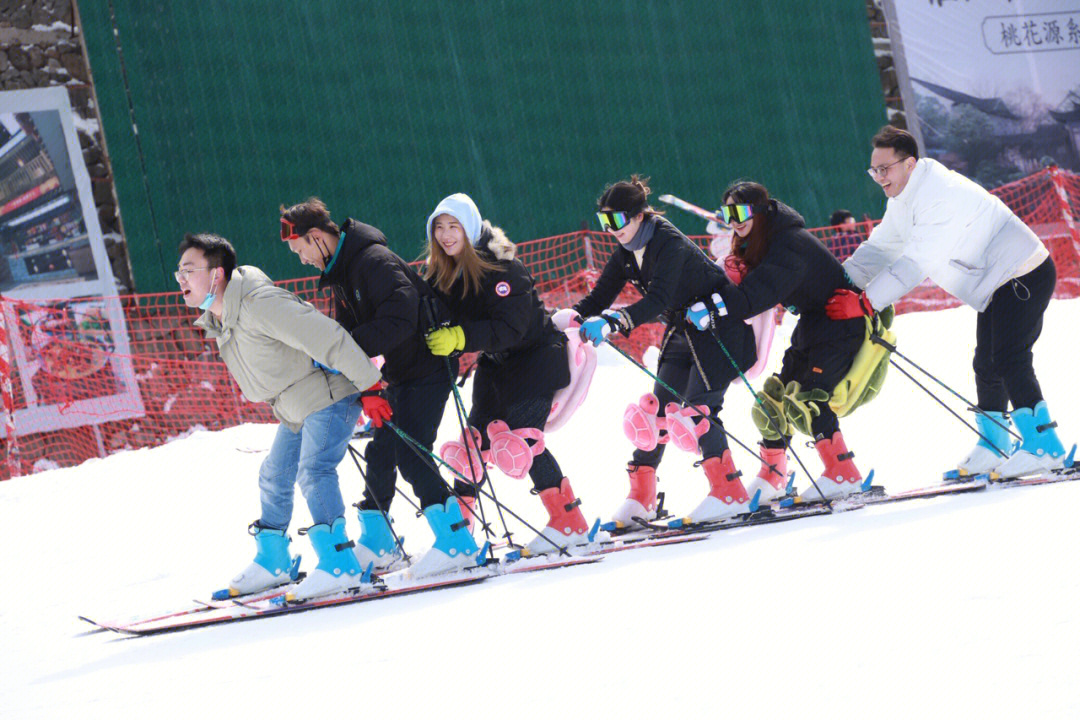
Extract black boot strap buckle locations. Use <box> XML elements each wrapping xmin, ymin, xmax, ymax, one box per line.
<box><xmin>334</xmin><ymin>540</ymin><xmax>355</xmax><ymax>552</ymax></box>
<box><xmin>563</xmin><ymin>498</ymin><xmax>582</xmax><ymax>513</ymax></box>
<box><xmin>837</xmin><ymin>451</ymin><xmax>855</xmax><ymax>462</ymax></box>
<box><xmin>1036</xmin><ymin>421</ymin><xmax>1057</xmax><ymax>433</ymax></box>
<box><xmin>727</xmin><ymin>469</ymin><xmax>743</xmax><ymax>481</ymax></box>
<box><xmin>450</xmin><ymin>520</ymin><xmax>468</xmax><ymax>532</ymax></box>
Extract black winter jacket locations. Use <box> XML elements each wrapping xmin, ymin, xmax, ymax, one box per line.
<box><xmin>718</xmin><ymin>200</ymin><xmax>864</xmax><ymax>352</ymax></box>
<box><xmin>574</xmin><ymin>216</ymin><xmax>733</xmax><ymax>329</ymax></box>
<box><xmin>432</xmin><ymin>222</ymin><xmax>569</xmax><ymax>395</ymax></box>
<box><xmin>718</xmin><ymin>201</ymin><xmax>859</xmax><ymax>320</ymax></box>
<box><xmin>318</xmin><ymin>218</ymin><xmax>443</xmax><ymax>386</ymax></box>
<box><xmin>573</xmin><ymin>215</ymin><xmax>754</xmax><ymax>391</ymax></box>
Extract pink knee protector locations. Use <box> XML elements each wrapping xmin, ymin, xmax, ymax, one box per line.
<box><xmin>439</xmin><ymin>427</ymin><xmax>486</xmax><ymax>483</ymax></box>
<box><xmin>664</xmin><ymin>402</ymin><xmax>710</xmax><ymax>453</ymax></box>
<box><xmin>486</xmin><ymin>420</ymin><xmax>545</xmax><ymax>479</ymax></box>
<box><xmin>623</xmin><ymin>393</ymin><xmax>668</xmax><ymax>451</ymax></box>
<box><xmin>546</xmin><ymin>329</ymin><xmax>597</xmax><ymax>432</ymax></box>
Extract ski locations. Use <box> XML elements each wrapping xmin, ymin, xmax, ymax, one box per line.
<box><xmin>778</xmin><ymin>456</ymin><xmax>1079</xmax><ymax>511</ymax></box>
<box><xmin>81</xmin><ymin>553</ymin><xmax>601</xmax><ymax>637</ymax></box>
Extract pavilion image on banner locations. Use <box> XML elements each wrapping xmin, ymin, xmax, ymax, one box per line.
<box><xmin>0</xmin><ymin>87</ymin><xmax>143</xmax><ymax>446</ymax></box>
<box><xmin>883</xmin><ymin>0</ymin><xmax>1080</xmax><ymax>189</ymax></box>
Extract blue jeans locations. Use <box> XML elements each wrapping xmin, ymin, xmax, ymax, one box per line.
<box><xmin>258</xmin><ymin>394</ymin><xmax>362</xmax><ymax>530</ymax></box>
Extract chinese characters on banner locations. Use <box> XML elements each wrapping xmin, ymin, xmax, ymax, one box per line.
<box><xmin>883</xmin><ymin>1</ymin><xmax>1080</xmax><ymax>188</ymax></box>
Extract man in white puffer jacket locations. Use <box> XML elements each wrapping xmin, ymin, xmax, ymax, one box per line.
<box><xmin>825</xmin><ymin>126</ymin><xmax>1066</xmax><ymax>478</ymax></box>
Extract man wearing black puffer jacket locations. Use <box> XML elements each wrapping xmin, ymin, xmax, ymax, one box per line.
<box><xmin>280</xmin><ymin>198</ymin><xmax>457</xmax><ymax>571</ymax></box>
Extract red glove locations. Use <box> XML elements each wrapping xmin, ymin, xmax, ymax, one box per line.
<box><xmin>825</xmin><ymin>289</ymin><xmax>874</xmax><ymax>320</ymax></box>
<box><xmin>360</xmin><ymin>382</ymin><xmax>392</xmax><ymax>428</ymax></box>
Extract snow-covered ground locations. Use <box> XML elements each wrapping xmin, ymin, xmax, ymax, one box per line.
<box><xmin>2</xmin><ymin>300</ymin><xmax>1078</xmax><ymax>719</ymax></box>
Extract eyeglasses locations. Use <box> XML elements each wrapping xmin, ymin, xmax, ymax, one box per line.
<box><xmin>718</xmin><ymin>204</ymin><xmax>756</xmax><ymax>224</ymax></box>
<box><xmin>867</xmin><ymin>158</ymin><xmax>906</xmax><ymax>178</ymax></box>
<box><xmin>174</xmin><ymin>267</ymin><xmax>210</xmax><ymax>282</ymax></box>
<box><xmin>597</xmin><ymin>211</ymin><xmax>631</xmax><ymax>233</ymax></box>
<box><xmin>281</xmin><ymin>217</ymin><xmax>301</xmax><ymax>241</ymax></box>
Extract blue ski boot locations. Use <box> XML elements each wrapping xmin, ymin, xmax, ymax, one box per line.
<box><xmin>996</xmin><ymin>401</ymin><xmax>1067</xmax><ymax>478</ymax></box>
<box><xmin>222</xmin><ymin>522</ymin><xmax>300</xmax><ymax>598</ymax></box>
<box><xmin>957</xmin><ymin>410</ymin><xmax>1013</xmax><ymax>475</ymax></box>
<box><xmin>407</xmin><ymin>498</ymin><xmax>480</xmax><ymax>579</ymax></box>
<box><xmin>355</xmin><ymin>509</ymin><xmax>403</xmax><ymax>572</ymax></box>
<box><xmin>287</xmin><ymin>517</ymin><xmax>366</xmax><ymax>602</ymax></box>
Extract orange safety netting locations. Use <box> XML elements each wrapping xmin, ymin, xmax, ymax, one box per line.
<box><xmin>2</xmin><ymin>168</ymin><xmax>1078</xmax><ymax>480</ymax></box>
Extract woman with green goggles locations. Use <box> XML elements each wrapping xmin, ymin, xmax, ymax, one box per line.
<box><xmin>712</xmin><ymin>180</ymin><xmax>868</xmax><ymax>504</ymax></box>
<box><xmin>555</xmin><ymin>175</ymin><xmax>757</xmax><ymax>527</ymax></box>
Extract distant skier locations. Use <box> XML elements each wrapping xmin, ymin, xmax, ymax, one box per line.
<box><xmin>177</xmin><ymin>233</ymin><xmax>391</xmax><ymax>601</ymax></box>
<box><xmin>569</xmin><ymin>176</ymin><xmax>757</xmax><ymax>524</ymax></box>
<box><xmin>423</xmin><ymin>192</ymin><xmax>595</xmax><ymax>557</ymax></box>
<box><xmin>714</xmin><ymin>180</ymin><xmax>868</xmax><ymax>502</ymax></box>
<box><xmin>279</xmin><ymin>198</ymin><xmax>464</xmax><ymax>574</ymax></box>
<box><xmin>832</xmin><ymin>125</ymin><xmax>1066</xmax><ymax>477</ymax></box>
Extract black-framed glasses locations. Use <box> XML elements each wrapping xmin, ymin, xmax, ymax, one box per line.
<box><xmin>867</xmin><ymin>158</ymin><xmax>906</xmax><ymax>178</ymax></box>
<box><xmin>597</xmin><ymin>210</ymin><xmax>631</xmax><ymax>233</ymax></box>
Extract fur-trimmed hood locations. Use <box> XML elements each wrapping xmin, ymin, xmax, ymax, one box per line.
<box><xmin>475</xmin><ymin>220</ymin><xmax>516</xmax><ymax>261</ymax></box>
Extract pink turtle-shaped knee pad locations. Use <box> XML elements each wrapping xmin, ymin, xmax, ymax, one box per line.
<box><xmin>623</xmin><ymin>393</ymin><xmax>668</xmax><ymax>451</ymax></box>
<box><xmin>486</xmin><ymin>420</ymin><xmax>545</xmax><ymax>479</ymax></box>
<box><xmin>664</xmin><ymin>403</ymin><xmax>710</xmax><ymax>453</ymax></box>
<box><xmin>439</xmin><ymin>427</ymin><xmax>486</xmax><ymax>482</ymax></box>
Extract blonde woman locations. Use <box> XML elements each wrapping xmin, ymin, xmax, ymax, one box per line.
<box><xmin>424</xmin><ymin>193</ymin><xmax>595</xmax><ymax>556</ymax></box>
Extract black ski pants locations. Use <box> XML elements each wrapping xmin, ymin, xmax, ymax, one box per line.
<box><xmin>974</xmin><ymin>256</ymin><xmax>1056</xmax><ymax>412</ymax></box>
<box><xmin>359</xmin><ymin>368</ymin><xmax>453</xmax><ymax>512</ymax></box>
<box><xmin>631</xmin><ymin>332</ymin><xmax>740</xmax><ymax>468</ymax></box>
<box><xmin>762</xmin><ymin>312</ymin><xmax>864</xmax><ymax>448</ymax></box>
<box><xmin>454</xmin><ymin>379</ymin><xmax>564</xmax><ymax>495</ymax></box>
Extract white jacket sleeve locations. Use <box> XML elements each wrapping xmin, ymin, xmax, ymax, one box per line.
<box><xmin>863</xmin><ymin>255</ymin><xmax>926</xmax><ymax>310</ymax></box>
<box><xmin>842</xmin><ymin>209</ymin><xmax>904</xmax><ymax>289</ymax></box>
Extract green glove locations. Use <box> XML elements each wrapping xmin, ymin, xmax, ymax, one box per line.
<box><xmin>878</xmin><ymin>304</ymin><xmax>895</xmax><ymax>330</ymax></box>
<box><xmin>426</xmin><ymin>326</ymin><xmax>465</xmax><ymax>356</ymax></box>
<box><xmin>782</xmin><ymin>380</ymin><xmax>830</xmax><ymax>437</ymax></box>
<box><xmin>751</xmin><ymin>375</ymin><xmax>789</xmax><ymax>441</ymax></box>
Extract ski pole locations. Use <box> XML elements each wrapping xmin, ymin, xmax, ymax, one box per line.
<box><xmin>702</xmin><ymin>322</ymin><xmax>833</xmax><ymax>508</ymax></box>
<box><xmin>869</xmin><ymin>335</ymin><xmax>1021</xmax><ymax>445</ymax></box>
<box><xmin>422</xmin><ymin>298</ymin><xmax>512</xmax><ymax>550</ymax></box>
<box><xmin>883</xmin><ymin>356</ymin><xmax>1011</xmax><ymax>457</ymax></box>
<box><xmin>345</xmin><ymin>443</ymin><xmax>412</xmax><ymax>562</ymax></box>
<box><xmin>384</xmin><ymin>419</ymin><xmax>571</xmax><ymax>557</ymax></box>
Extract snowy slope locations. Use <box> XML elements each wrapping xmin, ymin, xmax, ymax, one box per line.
<box><xmin>2</xmin><ymin>300</ymin><xmax>1078</xmax><ymax>719</ymax></box>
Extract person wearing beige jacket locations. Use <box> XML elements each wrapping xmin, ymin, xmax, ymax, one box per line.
<box><xmin>178</xmin><ymin>232</ymin><xmax>391</xmax><ymax>603</ymax></box>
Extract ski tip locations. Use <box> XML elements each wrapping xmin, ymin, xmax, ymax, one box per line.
<box><xmin>748</xmin><ymin>489</ymin><xmax>762</xmax><ymax>513</ymax></box>
<box><xmin>588</xmin><ymin>517</ymin><xmax>601</xmax><ymax>542</ymax></box>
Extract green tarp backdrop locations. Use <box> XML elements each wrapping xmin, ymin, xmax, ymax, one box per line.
<box><xmin>81</xmin><ymin>1</ymin><xmax>887</xmax><ymax>293</ymax></box>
